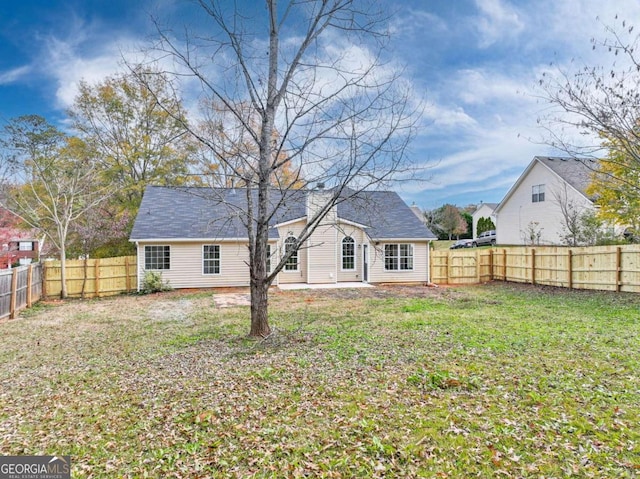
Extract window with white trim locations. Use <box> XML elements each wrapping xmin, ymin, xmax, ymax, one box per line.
<box><xmin>532</xmin><ymin>184</ymin><xmax>545</xmax><ymax>203</ymax></box>
<box><xmin>342</xmin><ymin>236</ymin><xmax>355</xmax><ymax>270</ymax></box>
<box><xmin>284</xmin><ymin>236</ymin><xmax>298</xmax><ymax>271</ymax></box>
<box><xmin>203</xmin><ymin>245</ymin><xmax>221</xmax><ymax>275</ymax></box>
<box><xmin>145</xmin><ymin>245</ymin><xmax>170</xmax><ymax>270</ymax></box>
<box><xmin>19</xmin><ymin>242</ymin><xmax>34</xmax><ymax>251</ymax></box>
<box><xmin>384</xmin><ymin>244</ymin><xmax>414</xmax><ymax>271</ymax></box>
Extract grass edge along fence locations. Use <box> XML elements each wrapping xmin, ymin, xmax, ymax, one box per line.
<box><xmin>0</xmin><ymin>263</ymin><xmax>43</xmax><ymax>320</ymax></box>
<box><xmin>431</xmin><ymin>244</ymin><xmax>640</xmax><ymax>293</ymax></box>
<box><xmin>42</xmin><ymin>255</ymin><xmax>137</xmax><ymax>299</ymax></box>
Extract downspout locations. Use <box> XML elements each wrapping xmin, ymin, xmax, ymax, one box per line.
<box><xmin>134</xmin><ymin>241</ymin><xmax>141</xmax><ymax>292</ymax></box>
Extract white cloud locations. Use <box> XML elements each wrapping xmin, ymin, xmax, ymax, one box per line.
<box><xmin>474</xmin><ymin>0</ymin><xmax>524</xmax><ymax>48</ymax></box>
<box><xmin>42</xmin><ymin>36</ymin><xmax>131</xmax><ymax>107</ymax></box>
<box><xmin>0</xmin><ymin>65</ymin><xmax>32</xmax><ymax>85</ymax></box>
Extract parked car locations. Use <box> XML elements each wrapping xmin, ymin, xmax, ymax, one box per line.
<box><xmin>472</xmin><ymin>230</ymin><xmax>496</xmax><ymax>247</ymax></box>
<box><xmin>450</xmin><ymin>239</ymin><xmax>473</xmax><ymax>249</ymax></box>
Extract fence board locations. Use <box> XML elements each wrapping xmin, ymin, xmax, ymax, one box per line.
<box><xmin>0</xmin><ymin>264</ymin><xmax>43</xmax><ymax>320</ymax></box>
<box><xmin>432</xmin><ymin>245</ymin><xmax>640</xmax><ymax>293</ymax></box>
<box><xmin>43</xmin><ymin>256</ymin><xmax>137</xmax><ymax>298</ymax></box>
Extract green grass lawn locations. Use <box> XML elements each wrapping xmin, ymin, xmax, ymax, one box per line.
<box><xmin>1</xmin><ymin>283</ymin><xmax>639</xmax><ymax>478</ymax></box>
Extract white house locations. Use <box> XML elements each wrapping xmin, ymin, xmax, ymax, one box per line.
<box><xmin>495</xmin><ymin>156</ymin><xmax>598</xmax><ymax>245</ymax></box>
<box><xmin>130</xmin><ymin>186</ymin><xmax>437</xmax><ymax>289</ymax></box>
<box><xmin>472</xmin><ymin>202</ymin><xmax>497</xmax><ymax>238</ymax></box>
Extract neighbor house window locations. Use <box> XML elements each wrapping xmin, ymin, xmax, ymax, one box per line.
<box><xmin>203</xmin><ymin>245</ymin><xmax>221</xmax><ymax>275</ymax></box>
<box><xmin>532</xmin><ymin>184</ymin><xmax>545</xmax><ymax>203</ymax></box>
<box><xmin>18</xmin><ymin>242</ymin><xmax>34</xmax><ymax>251</ymax></box>
<box><xmin>342</xmin><ymin>236</ymin><xmax>355</xmax><ymax>270</ymax></box>
<box><xmin>284</xmin><ymin>236</ymin><xmax>298</xmax><ymax>271</ymax></box>
<box><xmin>145</xmin><ymin>245</ymin><xmax>170</xmax><ymax>270</ymax></box>
<box><xmin>384</xmin><ymin>244</ymin><xmax>414</xmax><ymax>271</ymax></box>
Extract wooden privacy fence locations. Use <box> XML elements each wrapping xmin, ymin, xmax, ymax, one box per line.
<box><xmin>43</xmin><ymin>255</ymin><xmax>137</xmax><ymax>299</ymax></box>
<box><xmin>431</xmin><ymin>244</ymin><xmax>640</xmax><ymax>292</ymax></box>
<box><xmin>0</xmin><ymin>264</ymin><xmax>43</xmax><ymax>319</ymax></box>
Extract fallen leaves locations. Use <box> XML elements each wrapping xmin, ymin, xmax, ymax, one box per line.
<box><xmin>0</xmin><ymin>283</ymin><xmax>638</xmax><ymax>477</ymax></box>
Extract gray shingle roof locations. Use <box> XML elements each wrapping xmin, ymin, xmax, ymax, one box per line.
<box><xmin>536</xmin><ymin>156</ymin><xmax>598</xmax><ymax>197</ymax></box>
<box><xmin>130</xmin><ymin>186</ymin><xmax>436</xmax><ymax>241</ymax></box>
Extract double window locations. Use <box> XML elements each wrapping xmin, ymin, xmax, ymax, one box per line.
<box><xmin>203</xmin><ymin>245</ymin><xmax>221</xmax><ymax>275</ymax></box>
<box><xmin>384</xmin><ymin>244</ymin><xmax>414</xmax><ymax>271</ymax></box>
<box><xmin>532</xmin><ymin>184</ymin><xmax>545</xmax><ymax>203</ymax></box>
<box><xmin>342</xmin><ymin>236</ymin><xmax>355</xmax><ymax>270</ymax></box>
<box><xmin>19</xmin><ymin>242</ymin><xmax>34</xmax><ymax>251</ymax></box>
<box><xmin>145</xmin><ymin>245</ymin><xmax>170</xmax><ymax>270</ymax></box>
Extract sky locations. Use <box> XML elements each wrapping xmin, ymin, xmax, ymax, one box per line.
<box><xmin>2</xmin><ymin>0</ymin><xmax>640</xmax><ymax>210</ymax></box>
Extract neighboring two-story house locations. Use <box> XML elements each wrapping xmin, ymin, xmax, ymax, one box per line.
<box><xmin>494</xmin><ymin>156</ymin><xmax>598</xmax><ymax>245</ymax></box>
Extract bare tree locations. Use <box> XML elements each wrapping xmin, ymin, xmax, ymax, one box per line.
<box><xmin>137</xmin><ymin>0</ymin><xmax>421</xmax><ymax>337</ymax></box>
<box><xmin>536</xmin><ymin>17</ymin><xmax>640</xmax><ymax>197</ymax></box>
<box><xmin>552</xmin><ymin>184</ymin><xmax>587</xmax><ymax>246</ymax></box>
<box><xmin>1</xmin><ymin>116</ymin><xmax>113</xmax><ymax>298</ymax></box>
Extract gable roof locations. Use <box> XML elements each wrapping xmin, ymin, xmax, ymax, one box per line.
<box><xmin>130</xmin><ymin>186</ymin><xmax>436</xmax><ymax>241</ymax></box>
<box><xmin>495</xmin><ymin>156</ymin><xmax>597</xmax><ymax>214</ymax></box>
<box><xmin>472</xmin><ymin>202</ymin><xmax>498</xmax><ymax>215</ymax></box>
<box><xmin>536</xmin><ymin>156</ymin><xmax>597</xmax><ymax>196</ymax></box>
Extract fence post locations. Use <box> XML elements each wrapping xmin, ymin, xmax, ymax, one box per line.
<box><xmin>616</xmin><ymin>246</ymin><xmax>622</xmax><ymax>292</ymax></box>
<box><xmin>531</xmin><ymin>248</ymin><xmax>536</xmax><ymax>286</ymax></box>
<box><xmin>27</xmin><ymin>264</ymin><xmax>33</xmax><ymax>308</ymax></box>
<box><xmin>567</xmin><ymin>249</ymin><xmax>573</xmax><ymax>289</ymax></box>
<box><xmin>42</xmin><ymin>262</ymin><xmax>47</xmax><ymax>298</ymax></box>
<box><xmin>444</xmin><ymin>253</ymin><xmax>449</xmax><ymax>284</ymax></box>
<box><xmin>9</xmin><ymin>268</ymin><xmax>18</xmax><ymax>319</ymax></box>
<box><xmin>503</xmin><ymin>249</ymin><xmax>507</xmax><ymax>281</ymax></box>
<box><xmin>94</xmin><ymin>259</ymin><xmax>101</xmax><ymax>298</ymax></box>
<box><xmin>488</xmin><ymin>249</ymin><xmax>494</xmax><ymax>281</ymax></box>
<box><xmin>476</xmin><ymin>249</ymin><xmax>480</xmax><ymax>283</ymax></box>
<box><xmin>125</xmin><ymin>256</ymin><xmax>131</xmax><ymax>292</ymax></box>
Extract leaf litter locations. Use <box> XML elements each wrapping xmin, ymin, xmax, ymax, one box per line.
<box><xmin>0</xmin><ymin>283</ymin><xmax>638</xmax><ymax>477</ymax></box>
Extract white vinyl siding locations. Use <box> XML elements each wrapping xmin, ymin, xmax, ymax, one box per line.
<box><xmin>306</xmin><ymin>224</ymin><xmax>337</xmax><ymax>284</ymax></box>
<box><xmin>369</xmin><ymin>241</ymin><xmax>429</xmax><ymax>283</ymax></box>
<box><xmin>138</xmin><ymin>242</ymin><xmax>249</xmax><ymax>288</ymax></box>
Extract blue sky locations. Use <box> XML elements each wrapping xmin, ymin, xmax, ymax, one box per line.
<box><xmin>2</xmin><ymin>0</ymin><xmax>639</xmax><ymax>210</ymax></box>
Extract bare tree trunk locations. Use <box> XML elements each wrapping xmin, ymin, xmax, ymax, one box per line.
<box><xmin>249</xmin><ymin>277</ymin><xmax>270</xmax><ymax>338</ymax></box>
<box><xmin>60</xmin><ymin>245</ymin><xmax>67</xmax><ymax>299</ymax></box>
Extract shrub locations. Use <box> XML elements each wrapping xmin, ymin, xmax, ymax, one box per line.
<box><xmin>140</xmin><ymin>270</ymin><xmax>172</xmax><ymax>294</ymax></box>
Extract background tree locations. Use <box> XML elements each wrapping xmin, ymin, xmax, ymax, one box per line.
<box><xmin>537</xmin><ymin>17</ymin><xmax>640</xmax><ymax>206</ymax></box>
<box><xmin>434</xmin><ymin>204</ymin><xmax>467</xmax><ymax>240</ymax></box>
<box><xmin>460</xmin><ymin>210</ymin><xmax>473</xmax><ymax>239</ymax></box>
<box><xmin>476</xmin><ymin>216</ymin><xmax>496</xmax><ymax>236</ymax></box>
<box><xmin>143</xmin><ymin>0</ymin><xmax>420</xmax><ymax>337</ymax></box>
<box><xmin>68</xmin><ymin>66</ymin><xmax>197</xmax><ymax>212</ymax></box>
<box><xmin>586</xmin><ymin>138</ymin><xmax>640</xmax><ymax>239</ymax></box>
<box><xmin>195</xmin><ymin>100</ymin><xmax>304</xmax><ymax>189</ymax></box>
<box><xmin>0</xmin><ymin>116</ymin><xmax>112</xmax><ymax>297</ymax></box>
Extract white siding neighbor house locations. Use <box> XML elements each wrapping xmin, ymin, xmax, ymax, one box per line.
<box><xmin>472</xmin><ymin>202</ymin><xmax>497</xmax><ymax>238</ymax></box>
<box><xmin>495</xmin><ymin>156</ymin><xmax>597</xmax><ymax>245</ymax></box>
<box><xmin>130</xmin><ymin>186</ymin><xmax>437</xmax><ymax>289</ymax></box>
